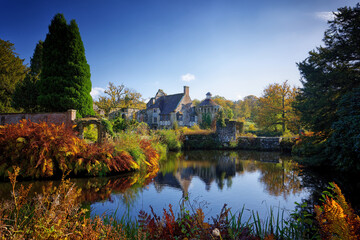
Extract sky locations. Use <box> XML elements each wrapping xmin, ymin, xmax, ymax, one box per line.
<box><xmin>1</xmin><ymin>0</ymin><xmax>359</xmax><ymax>102</ymax></box>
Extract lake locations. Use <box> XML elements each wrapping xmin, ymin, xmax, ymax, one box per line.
<box><xmin>1</xmin><ymin>150</ymin><xmax>323</xmax><ymax>223</ymax></box>
<box><xmin>90</xmin><ymin>150</ymin><xmax>310</xmax><ymax>222</ymax></box>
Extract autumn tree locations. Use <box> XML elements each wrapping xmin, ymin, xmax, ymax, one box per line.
<box><xmin>12</xmin><ymin>40</ymin><xmax>43</xmax><ymax>112</ymax></box>
<box><xmin>234</xmin><ymin>95</ymin><xmax>259</xmax><ymax>121</ymax></box>
<box><xmin>95</xmin><ymin>82</ymin><xmax>144</xmax><ymax>117</ymax></box>
<box><xmin>212</xmin><ymin>95</ymin><xmax>234</xmax><ymax>119</ymax></box>
<box><xmin>255</xmin><ymin>81</ymin><xmax>299</xmax><ymax>133</ymax></box>
<box><xmin>0</xmin><ymin>38</ymin><xmax>27</xmax><ymax>113</ymax></box>
<box><xmin>37</xmin><ymin>13</ymin><xmax>94</xmax><ymax>117</ymax></box>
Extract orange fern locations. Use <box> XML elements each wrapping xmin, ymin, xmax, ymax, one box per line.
<box><xmin>315</xmin><ymin>183</ymin><xmax>360</xmax><ymax>240</ymax></box>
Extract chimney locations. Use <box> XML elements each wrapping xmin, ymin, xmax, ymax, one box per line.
<box><xmin>184</xmin><ymin>86</ymin><xmax>189</xmax><ymax>96</ymax></box>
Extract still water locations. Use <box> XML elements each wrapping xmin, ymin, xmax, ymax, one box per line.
<box><xmin>0</xmin><ymin>150</ymin><xmax>316</xmax><ymax>221</ymax></box>
<box><xmin>89</xmin><ymin>151</ymin><xmax>310</xmax><ymax>222</ymax></box>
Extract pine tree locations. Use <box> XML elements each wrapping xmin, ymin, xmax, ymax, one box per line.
<box><xmin>0</xmin><ymin>38</ymin><xmax>27</xmax><ymax>113</ymax></box>
<box><xmin>12</xmin><ymin>40</ymin><xmax>43</xmax><ymax>112</ymax></box>
<box><xmin>37</xmin><ymin>13</ymin><xmax>94</xmax><ymax>117</ymax></box>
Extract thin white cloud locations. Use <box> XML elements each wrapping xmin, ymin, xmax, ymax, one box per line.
<box><xmin>236</xmin><ymin>95</ymin><xmax>242</xmax><ymax>101</ymax></box>
<box><xmin>181</xmin><ymin>73</ymin><xmax>195</xmax><ymax>82</ymax></box>
<box><xmin>90</xmin><ymin>87</ymin><xmax>105</xmax><ymax>99</ymax></box>
<box><xmin>315</xmin><ymin>11</ymin><xmax>337</xmax><ymax>21</ymax></box>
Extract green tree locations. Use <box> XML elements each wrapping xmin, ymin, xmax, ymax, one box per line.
<box><xmin>326</xmin><ymin>88</ymin><xmax>360</xmax><ymax>171</ymax></box>
<box><xmin>0</xmin><ymin>39</ymin><xmax>27</xmax><ymax>112</ymax></box>
<box><xmin>216</xmin><ymin>108</ymin><xmax>226</xmax><ymax>127</ymax></box>
<box><xmin>255</xmin><ymin>81</ymin><xmax>298</xmax><ymax>133</ymax></box>
<box><xmin>294</xmin><ymin>4</ymin><xmax>360</xmax><ymax>171</ymax></box>
<box><xmin>12</xmin><ymin>41</ymin><xmax>43</xmax><ymax>112</ymax></box>
<box><xmin>37</xmin><ymin>13</ymin><xmax>94</xmax><ymax>117</ymax></box>
<box><xmin>200</xmin><ymin>113</ymin><xmax>212</xmax><ymax>129</ymax></box>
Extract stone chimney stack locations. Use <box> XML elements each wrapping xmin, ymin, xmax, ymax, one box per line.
<box><xmin>184</xmin><ymin>86</ymin><xmax>189</xmax><ymax>96</ymax></box>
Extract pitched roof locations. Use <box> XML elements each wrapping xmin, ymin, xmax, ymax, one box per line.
<box><xmin>198</xmin><ymin>98</ymin><xmax>219</xmax><ymax>107</ymax></box>
<box><xmin>148</xmin><ymin>93</ymin><xmax>184</xmax><ymax>114</ymax></box>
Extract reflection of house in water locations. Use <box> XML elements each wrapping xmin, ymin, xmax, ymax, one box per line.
<box><xmin>154</xmin><ymin>155</ymin><xmax>236</xmax><ymax>195</ymax></box>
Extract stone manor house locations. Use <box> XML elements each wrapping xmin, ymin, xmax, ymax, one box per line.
<box><xmin>136</xmin><ymin>86</ymin><xmax>221</xmax><ymax>129</ymax></box>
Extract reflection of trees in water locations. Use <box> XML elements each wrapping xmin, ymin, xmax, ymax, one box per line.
<box><xmin>254</xmin><ymin>161</ymin><xmax>302</xmax><ymax>199</ymax></box>
<box><xmin>0</xmin><ymin>170</ymin><xmax>157</xmax><ymax>208</ymax></box>
<box><xmin>155</xmin><ymin>150</ymin><xmax>303</xmax><ymax>199</ymax></box>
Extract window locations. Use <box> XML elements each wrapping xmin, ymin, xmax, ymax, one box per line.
<box><xmin>154</xmin><ymin>117</ymin><xmax>157</xmax><ymax>123</ymax></box>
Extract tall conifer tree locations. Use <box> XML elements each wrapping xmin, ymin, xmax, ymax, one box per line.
<box><xmin>37</xmin><ymin>13</ymin><xmax>94</xmax><ymax>117</ymax></box>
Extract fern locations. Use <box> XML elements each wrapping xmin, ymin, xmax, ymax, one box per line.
<box><xmin>315</xmin><ymin>182</ymin><xmax>360</xmax><ymax>240</ymax></box>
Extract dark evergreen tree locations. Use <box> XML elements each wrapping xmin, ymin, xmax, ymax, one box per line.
<box><xmin>12</xmin><ymin>40</ymin><xmax>43</xmax><ymax>112</ymax></box>
<box><xmin>294</xmin><ymin>4</ymin><xmax>360</xmax><ymax>171</ymax></box>
<box><xmin>326</xmin><ymin>88</ymin><xmax>360</xmax><ymax>171</ymax></box>
<box><xmin>37</xmin><ymin>13</ymin><xmax>94</xmax><ymax>117</ymax></box>
<box><xmin>0</xmin><ymin>38</ymin><xmax>27</xmax><ymax>113</ymax></box>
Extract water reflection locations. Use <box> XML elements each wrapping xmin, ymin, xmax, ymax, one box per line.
<box><xmin>0</xmin><ymin>150</ymin><xmax>309</xmax><ymax>220</ymax></box>
<box><xmin>154</xmin><ymin>151</ymin><xmax>302</xmax><ymax>200</ymax></box>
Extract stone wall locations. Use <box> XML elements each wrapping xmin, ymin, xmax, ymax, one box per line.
<box><xmin>237</xmin><ymin>137</ymin><xmax>295</xmax><ymax>152</ymax></box>
<box><xmin>183</xmin><ymin>134</ymin><xmax>295</xmax><ymax>152</ymax></box>
<box><xmin>216</xmin><ymin>119</ymin><xmax>244</xmax><ymax>143</ymax></box>
<box><xmin>183</xmin><ymin>133</ymin><xmax>221</xmax><ymax>150</ymax></box>
<box><xmin>0</xmin><ymin>109</ymin><xmax>76</xmax><ymax>126</ymax></box>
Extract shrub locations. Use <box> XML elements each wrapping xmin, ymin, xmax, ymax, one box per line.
<box><xmin>114</xmin><ymin>131</ymin><xmax>163</xmax><ymax>171</ymax></box>
<box><xmin>112</xmin><ymin>116</ymin><xmax>139</xmax><ymax>133</ymax></box>
<box><xmin>112</xmin><ymin>117</ymin><xmax>127</xmax><ymax>132</ymax></box>
<box><xmin>101</xmin><ymin>118</ymin><xmax>114</xmax><ymax>137</ymax></box>
<box><xmin>83</xmin><ymin>124</ymin><xmax>98</xmax><ymax>142</ymax></box>
<box><xmin>0</xmin><ymin>120</ymin><xmax>139</xmax><ymax>179</ymax></box>
<box><xmin>181</xmin><ymin>128</ymin><xmax>213</xmax><ymax>136</ymax></box>
<box><xmin>154</xmin><ymin>129</ymin><xmax>182</xmax><ymax>151</ymax></box>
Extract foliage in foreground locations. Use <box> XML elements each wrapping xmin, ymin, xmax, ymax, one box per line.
<box><xmin>1</xmin><ymin>167</ymin><xmax>360</xmax><ymax>240</ymax></box>
<box><xmin>315</xmin><ymin>182</ymin><xmax>360</xmax><ymax>240</ymax></box>
<box><xmin>0</xmin><ymin>120</ymin><xmax>163</xmax><ymax>179</ymax></box>
<box><xmin>0</xmin><ymin>167</ymin><xmax>127</xmax><ymax>239</ymax></box>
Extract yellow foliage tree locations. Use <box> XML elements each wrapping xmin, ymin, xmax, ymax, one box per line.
<box><xmin>255</xmin><ymin>80</ymin><xmax>299</xmax><ymax>133</ymax></box>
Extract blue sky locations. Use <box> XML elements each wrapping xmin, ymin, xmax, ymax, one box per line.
<box><xmin>1</xmin><ymin>0</ymin><xmax>358</xmax><ymax>101</ymax></box>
